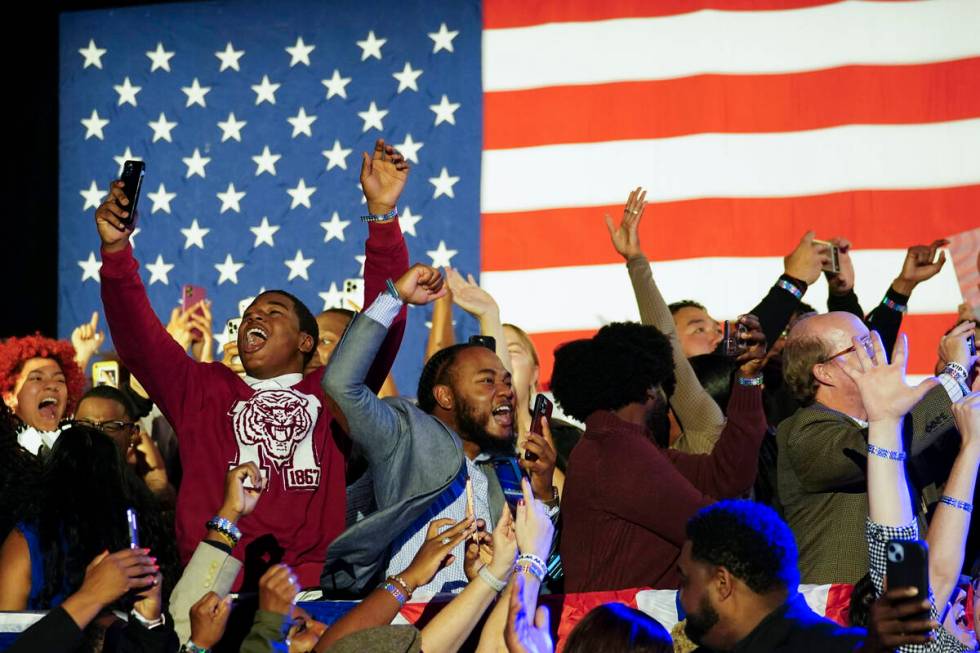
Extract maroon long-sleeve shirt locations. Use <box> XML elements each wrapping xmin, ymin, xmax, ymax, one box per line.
<box><xmin>100</xmin><ymin>221</ymin><xmax>407</xmax><ymax>586</ymax></box>
<box><xmin>560</xmin><ymin>382</ymin><xmax>767</xmax><ymax>592</ymax></box>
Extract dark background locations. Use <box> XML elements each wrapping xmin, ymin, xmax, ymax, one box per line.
<box><xmin>3</xmin><ymin>0</ymin><xmax>185</xmax><ymax>338</ymax></box>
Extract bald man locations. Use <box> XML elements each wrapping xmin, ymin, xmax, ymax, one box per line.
<box><xmin>775</xmin><ymin>311</ymin><xmax>976</xmax><ymax>584</ymax></box>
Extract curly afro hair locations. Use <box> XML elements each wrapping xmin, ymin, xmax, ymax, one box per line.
<box><xmin>550</xmin><ymin>322</ymin><xmax>675</xmax><ymax>422</ymax></box>
<box><xmin>686</xmin><ymin>499</ymin><xmax>800</xmax><ymax>595</ymax></box>
<box><xmin>0</xmin><ymin>334</ymin><xmax>86</xmax><ymax>416</ymax></box>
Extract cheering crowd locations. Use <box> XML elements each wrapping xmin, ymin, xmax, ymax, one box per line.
<box><xmin>0</xmin><ymin>136</ymin><xmax>978</xmax><ymax>653</ymax></box>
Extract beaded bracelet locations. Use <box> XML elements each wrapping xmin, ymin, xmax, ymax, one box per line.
<box><xmin>381</xmin><ymin>580</ymin><xmax>407</xmax><ymax>606</ymax></box>
<box><xmin>737</xmin><ymin>375</ymin><xmax>764</xmax><ymax>387</ymax></box>
<box><xmin>205</xmin><ymin>516</ymin><xmax>242</xmax><ymax>545</ymax></box>
<box><xmin>940</xmin><ymin>496</ymin><xmax>973</xmax><ymax>513</ymax></box>
<box><xmin>361</xmin><ymin>207</ymin><xmax>398</xmax><ymax>223</ymax></box>
<box><xmin>478</xmin><ymin>566</ymin><xmax>508</xmax><ymax>593</ymax></box>
<box><xmin>777</xmin><ymin>279</ymin><xmax>803</xmax><ymax>300</ymax></box>
<box><xmin>881</xmin><ymin>296</ymin><xmax>908</xmax><ymax>313</ymax></box>
<box><xmin>389</xmin><ymin>575</ymin><xmax>413</xmax><ymax>599</ymax></box>
<box><xmin>516</xmin><ymin>554</ymin><xmax>547</xmax><ymax>583</ymax></box>
<box><xmin>866</xmin><ymin>443</ymin><xmax>907</xmax><ymax>461</ymax></box>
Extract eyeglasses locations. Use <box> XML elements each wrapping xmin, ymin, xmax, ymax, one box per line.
<box><xmin>820</xmin><ymin>335</ymin><xmax>875</xmax><ymax>364</ymax></box>
<box><xmin>71</xmin><ymin>419</ymin><xmax>136</xmax><ymax>435</ymax></box>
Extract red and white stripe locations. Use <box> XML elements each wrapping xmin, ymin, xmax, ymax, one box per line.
<box><xmin>479</xmin><ymin>0</ymin><xmax>980</xmax><ymax>384</ymax></box>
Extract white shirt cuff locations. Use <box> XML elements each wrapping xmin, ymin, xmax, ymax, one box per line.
<box><xmin>937</xmin><ymin>373</ymin><xmax>967</xmax><ymax>403</ymax></box>
<box><xmin>362</xmin><ymin>291</ymin><xmax>404</xmax><ymax>328</ymax></box>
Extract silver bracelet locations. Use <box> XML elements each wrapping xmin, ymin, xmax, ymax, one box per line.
<box><xmin>477</xmin><ymin>566</ymin><xmax>507</xmax><ymax>593</ymax></box>
<box><xmin>360</xmin><ymin>206</ymin><xmax>398</xmax><ymax>222</ymax></box>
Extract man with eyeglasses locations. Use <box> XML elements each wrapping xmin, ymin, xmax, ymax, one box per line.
<box><xmin>74</xmin><ymin>385</ymin><xmax>175</xmax><ymax>505</ymax></box>
<box><xmin>774</xmin><ymin>311</ymin><xmax>977</xmax><ymax>585</ymax></box>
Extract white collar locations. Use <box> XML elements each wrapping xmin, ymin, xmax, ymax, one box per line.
<box><xmin>243</xmin><ymin>372</ymin><xmax>304</xmax><ymax>391</ymax></box>
<box><xmin>17</xmin><ymin>425</ymin><xmax>61</xmax><ymax>456</ymax></box>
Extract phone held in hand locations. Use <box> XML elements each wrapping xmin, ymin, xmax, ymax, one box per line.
<box><xmin>968</xmin><ymin>333</ymin><xmax>977</xmax><ymax>357</ymax></box>
<box><xmin>343</xmin><ymin>278</ymin><xmax>365</xmax><ymax>311</ymax></box>
<box><xmin>525</xmin><ymin>395</ymin><xmax>554</xmax><ymax>461</ymax></box>
<box><xmin>118</xmin><ymin>160</ymin><xmax>145</xmax><ymax>227</ymax></box>
<box><xmin>92</xmin><ymin>360</ymin><xmax>120</xmax><ymax>388</ymax></box>
<box><xmin>718</xmin><ymin>321</ymin><xmax>749</xmax><ymax>358</ymax></box>
<box><xmin>181</xmin><ymin>285</ymin><xmax>208</xmax><ymax>340</ymax></box>
<box><xmin>886</xmin><ymin>539</ymin><xmax>930</xmax><ymax>621</ymax></box>
<box><xmin>812</xmin><ymin>239</ymin><xmax>841</xmax><ymax>274</ymax></box>
<box><xmin>225</xmin><ymin>318</ymin><xmax>242</xmax><ymax>343</ymax></box>
<box><xmin>126</xmin><ymin>507</ymin><xmax>140</xmax><ymax>549</ymax></box>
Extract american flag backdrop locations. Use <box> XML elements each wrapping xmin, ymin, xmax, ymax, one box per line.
<box><xmin>60</xmin><ymin>0</ymin><xmax>979</xmax><ymax>392</ymax></box>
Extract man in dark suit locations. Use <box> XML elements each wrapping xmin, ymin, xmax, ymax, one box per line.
<box><xmin>776</xmin><ymin>311</ymin><xmax>975</xmax><ymax>584</ymax></box>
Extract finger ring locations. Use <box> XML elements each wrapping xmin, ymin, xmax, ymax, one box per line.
<box><xmin>440</xmin><ymin>536</ymin><xmax>452</xmax><ymax>545</ymax></box>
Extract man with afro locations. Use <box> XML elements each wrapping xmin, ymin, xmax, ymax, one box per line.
<box><xmin>553</xmin><ymin>322</ymin><xmax>768</xmax><ymax>592</ymax></box>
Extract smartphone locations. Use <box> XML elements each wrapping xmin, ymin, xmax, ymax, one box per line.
<box><xmin>491</xmin><ymin>457</ymin><xmax>525</xmax><ymax>514</ymax></box>
<box><xmin>118</xmin><ymin>160</ymin><xmax>145</xmax><ymax>227</ymax></box>
<box><xmin>225</xmin><ymin>318</ymin><xmax>242</xmax><ymax>343</ymax></box>
<box><xmin>968</xmin><ymin>333</ymin><xmax>976</xmax><ymax>357</ymax></box>
<box><xmin>886</xmin><ymin>539</ymin><xmax>930</xmax><ymax>620</ymax></box>
<box><xmin>524</xmin><ymin>395</ymin><xmax>554</xmax><ymax>461</ymax></box>
<box><xmin>126</xmin><ymin>507</ymin><xmax>140</xmax><ymax>549</ymax></box>
<box><xmin>719</xmin><ymin>321</ymin><xmax>749</xmax><ymax>358</ymax></box>
<box><xmin>343</xmin><ymin>278</ymin><xmax>365</xmax><ymax>311</ymax></box>
<box><xmin>181</xmin><ymin>285</ymin><xmax>207</xmax><ymax>340</ymax></box>
<box><xmin>813</xmin><ymin>239</ymin><xmax>841</xmax><ymax>274</ymax></box>
<box><xmin>92</xmin><ymin>360</ymin><xmax>120</xmax><ymax>388</ymax></box>
<box><xmin>469</xmin><ymin>335</ymin><xmax>496</xmax><ymax>352</ymax></box>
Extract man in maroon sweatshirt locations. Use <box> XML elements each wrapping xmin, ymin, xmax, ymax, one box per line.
<box><xmin>554</xmin><ymin>321</ymin><xmax>769</xmax><ymax>592</ymax></box>
<box><xmin>94</xmin><ymin>140</ymin><xmax>410</xmax><ymax>587</ymax></box>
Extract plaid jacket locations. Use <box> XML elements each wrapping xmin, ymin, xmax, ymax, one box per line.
<box><xmin>776</xmin><ymin>384</ymin><xmax>958</xmax><ymax>584</ymax></box>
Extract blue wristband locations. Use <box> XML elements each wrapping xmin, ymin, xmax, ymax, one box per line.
<box><xmin>881</xmin><ymin>296</ymin><xmax>908</xmax><ymax>313</ymax></box>
<box><xmin>866</xmin><ymin>443</ymin><xmax>907</xmax><ymax>461</ymax></box>
<box><xmin>777</xmin><ymin>279</ymin><xmax>803</xmax><ymax>300</ymax></box>
<box><xmin>940</xmin><ymin>496</ymin><xmax>973</xmax><ymax>513</ymax></box>
<box><xmin>737</xmin><ymin>375</ymin><xmax>764</xmax><ymax>387</ymax></box>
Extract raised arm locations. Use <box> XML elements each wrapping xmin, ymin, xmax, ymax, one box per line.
<box><xmin>667</xmin><ymin>316</ymin><xmax>769</xmax><ymax>497</ymax></box>
<box><xmin>96</xmin><ymin>182</ymin><xmax>208</xmax><ymax>423</ymax></box>
<box><xmin>426</xmin><ymin>291</ymin><xmax>457</xmax><ymax>362</ymax></box>
<box><xmin>323</xmin><ymin>264</ymin><xmax>446</xmax><ymax>464</ymax></box>
<box><xmin>926</xmin><ymin>393</ymin><xmax>980</xmax><ymax>611</ymax></box>
<box><xmin>606</xmin><ymin>187</ymin><xmax>725</xmax><ymax>453</ymax></box>
<box><xmin>360</xmin><ymin>138</ymin><xmax>412</xmax><ymax>394</ymax></box>
<box><xmin>749</xmin><ymin>231</ymin><xmax>828</xmax><ymax>347</ymax></box>
<box><xmin>445</xmin><ymin>267</ymin><xmax>511</xmax><ymax>374</ymax></box>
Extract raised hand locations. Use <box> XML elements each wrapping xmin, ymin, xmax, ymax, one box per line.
<box><xmin>360</xmin><ymin>138</ymin><xmax>409</xmax><ymax>216</ymax></box>
<box><xmin>259</xmin><ymin>564</ymin><xmax>301</xmax><ymax>615</ymax></box>
<box><xmin>840</xmin><ymin>332</ymin><xmax>935</xmax><ymax>422</ymax></box>
<box><xmin>504</xmin><ymin>573</ymin><xmax>554</xmax><ymax>653</ymax></box>
<box><xmin>286</xmin><ymin>606</ymin><xmax>328</xmax><ymax>653</ymax></box>
<box><xmin>939</xmin><ymin>320</ymin><xmax>978</xmax><ymax>371</ymax></box>
<box><xmin>734</xmin><ymin>314</ymin><xmax>767</xmax><ymax>378</ymax></box>
<box><xmin>825</xmin><ymin>237</ymin><xmax>855</xmax><ymax>296</ymax></box>
<box><xmin>864</xmin><ymin>588</ymin><xmax>937</xmax><ymax>651</ymax></box>
<box><xmin>394</xmin><ymin>263</ymin><xmax>447</xmax><ymax>306</ymax></box>
<box><xmin>604</xmin><ymin>187</ymin><xmax>646</xmax><ymax>261</ymax></box>
<box><xmin>133</xmin><ymin>571</ymin><xmax>164</xmax><ymax>622</ymax></box>
<box><xmin>952</xmin><ymin>392</ymin><xmax>980</xmax><ymax>450</ymax></box>
<box><xmin>189</xmin><ymin>592</ymin><xmax>233</xmax><ymax>649</ymax></box>
<box><xmin>487</xmin><ymin>506</ymin><xmax>518</xmax><ymax>581</ymax></box>
<box><xmin>399</xmin><ymin>517</ymin><xmax>476</xmax><ymax>592</ymax></box>
<box><xmin>515</xmin><ymin>478</ymin><xmax>554</xmax><ymax>561</ymax></box>
<box><xmin>71</xmin><ymin>311</ymin><xmax>105</xmax><ymax>369</ymax></box>
<box><xmin>519</xmin><ymin>419</ymin><xmax>557</xmax><ymax>502</ymax></box>
<box><xmin>783</xmin><ymin>230</ymin><xmax>830</xmax><ymax>285</ymax></box>
<box><xmin>446</xmin><ymin>268</ymin><xmax>499</xmax><ymax>318</ymax></box>
<box><xmin>464</xmin><ymin>519</ymin><xmax>493</xmax><ymax>581</ymax></box>
<box><xmin>218</xmin><ymin>462</ymin><xmax>266</xmax><ymax>522</ymax></box>
<box><xmin>94</xmin><ymin>180</ymin><xmax>135</xmax><ymax>253</ymax></box>
<box><xmin>893</xmin><ymin>239</ymin><xmax>949</xmax><ymax>295</ymax></box>
<box><xmin>77</xmin><ymin>548</ymin><xmax>158</xmax><ymax>607</ymax></box>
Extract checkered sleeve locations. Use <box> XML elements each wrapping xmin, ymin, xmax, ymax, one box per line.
<box><xmin>865</xmin><ymin>519</ymin><xmax>969</xmax><ymax>652</ymax></box>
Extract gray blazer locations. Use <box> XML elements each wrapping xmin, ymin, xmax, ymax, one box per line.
<box><xmin>320</xmin><ymin>312</ymin><xmax>468</xmax><ymax>596</ymax></box>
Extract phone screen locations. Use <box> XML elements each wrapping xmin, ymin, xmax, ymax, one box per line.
<box><xmin>126</xmin><ymin>507</ymin><xmax>140</xmax><ymax>549</ymax></box>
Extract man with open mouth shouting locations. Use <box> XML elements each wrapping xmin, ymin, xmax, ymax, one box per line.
<box><xmin>94</xmin><ymin>138</ymin><xmax>410</xmax><ymax>588</ymax></box>
<box><xmin>321</xmin><ymin>265</ymin><xmax>560</xmax><ymax>597</ymax></box>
